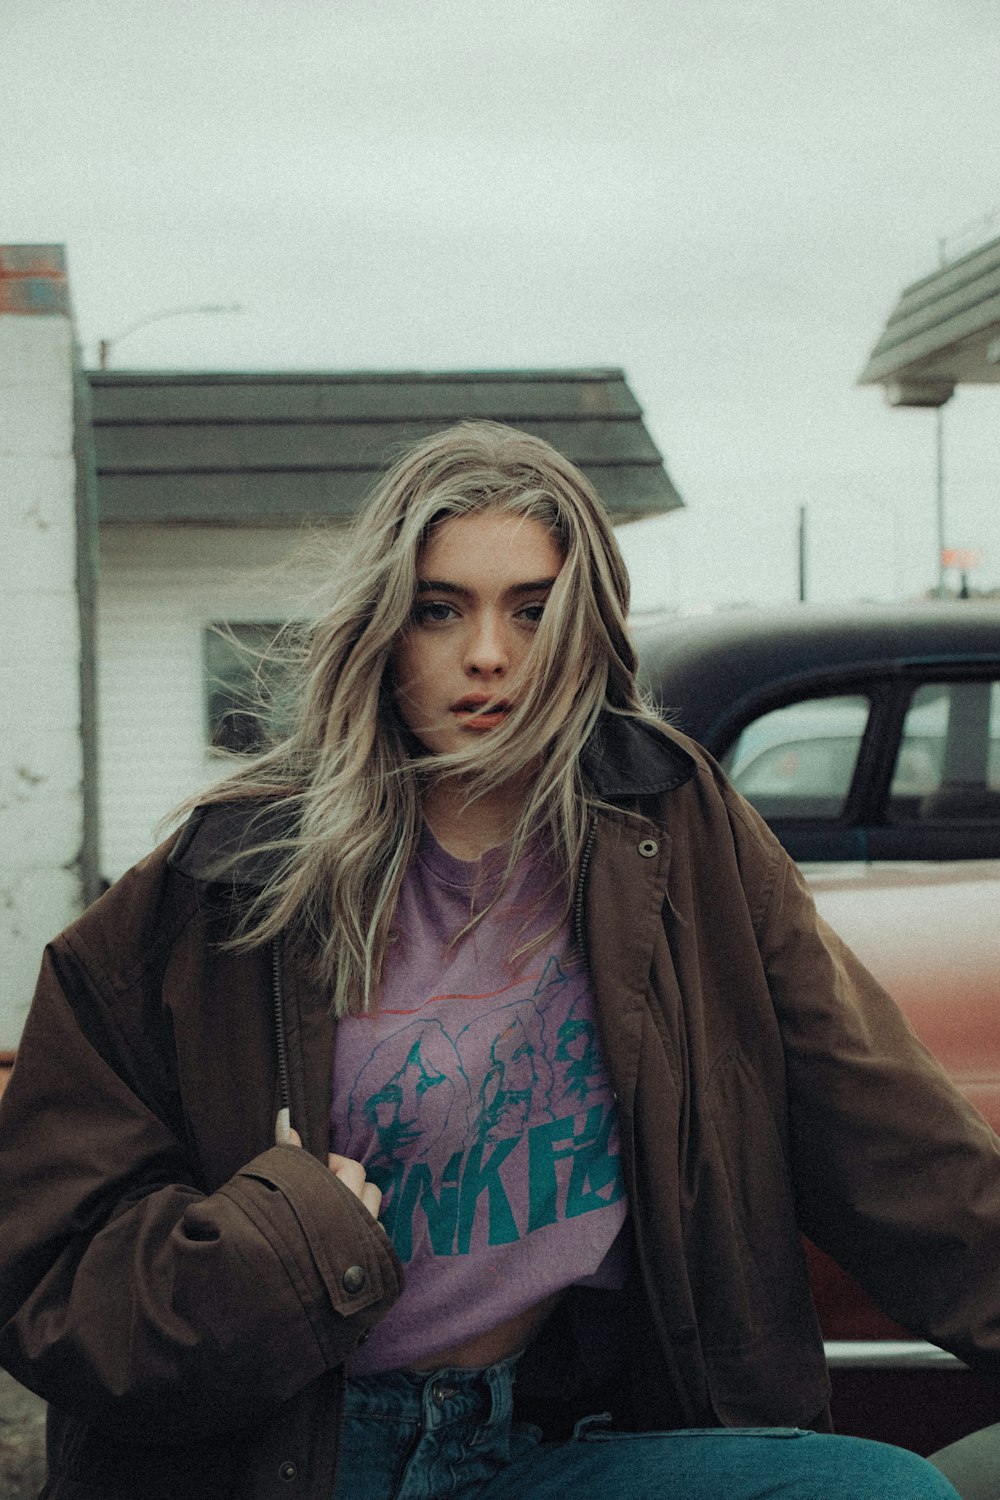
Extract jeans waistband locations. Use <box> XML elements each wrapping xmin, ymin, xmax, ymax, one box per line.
<box><xmin>344</xmin><ymin>1351</ymin><xmax>523</xmax><ymax>1431</ymax></box>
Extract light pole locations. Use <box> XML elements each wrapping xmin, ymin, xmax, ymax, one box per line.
<box><xmin>97</xmin><ymin>303</ymin><xmax>242</xmax><ymax>368</ymax></box>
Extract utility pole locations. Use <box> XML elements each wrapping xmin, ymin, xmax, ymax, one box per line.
<box><xmin>935</xmin><ymin>237</ymin><xmax>948</xmax><ymax>597</ymax></box>
<box><xmin>935</xmin><ymin>404</ymin><xmax>946</xmax><ymax>596</ymax></box>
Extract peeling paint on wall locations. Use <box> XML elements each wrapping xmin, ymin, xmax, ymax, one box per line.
<box><xmin>0</xmin><ymin>244</ymin><xmax>88</xmax><ymax>1047</ymax></box>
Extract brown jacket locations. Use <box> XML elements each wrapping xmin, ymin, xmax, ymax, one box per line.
<box><xmin>3</xmin><ymin>717</ymin><xmax>1000</xmax><ymax>1497</ymax></box>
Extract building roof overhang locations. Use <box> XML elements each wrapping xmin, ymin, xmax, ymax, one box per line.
<box><xmin>87</xmin><ymin>368</ymin><xmax>683</xmax><ymax>525</ymax></box>
<box><xmin>858</xmin><ymin>234</ymin><xmax>1000</xmax><ymax>407</ymax></box>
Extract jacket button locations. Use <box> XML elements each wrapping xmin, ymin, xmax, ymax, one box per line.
<box><xmin>278</xmin><ymin>1460</ymin><xmax>298</xmax><ymax>1481</ymax></box>
<box><xmin>343</xmin><ymin>1264</ymin><xmax>368</xmax><ymax>1294</ymax></box>
<box><xmin>637</xmin><ymin>838</ymin><xmax>658</xmax><ymax>858</ymax></box>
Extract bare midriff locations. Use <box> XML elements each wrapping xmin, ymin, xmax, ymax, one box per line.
<box><xmin>407</xmin><ymin>1290</ymin><xmax>563</xmax><ymax>1370</ymax></box>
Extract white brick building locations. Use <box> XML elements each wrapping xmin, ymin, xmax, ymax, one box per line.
<box><xmin>0</xmin><ymin>246</ymin><xmax>99</xmax><ymax>1051</ymax></box>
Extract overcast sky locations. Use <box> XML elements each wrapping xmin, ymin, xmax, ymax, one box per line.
<box><xmin>5</xmin><ymin>0</ymin><xmax>999</xmax><ymax>607</ymax></box>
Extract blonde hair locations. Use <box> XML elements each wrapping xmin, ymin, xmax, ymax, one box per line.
<box><xmin>196</xmin><ymin>421</ymin><xmax>655</xmax><ymax>1016</ymax></box>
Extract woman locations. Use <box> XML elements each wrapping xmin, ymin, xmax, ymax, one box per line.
<box><xmin>0</xmin><ymin>422</ymin><xmax>983</xmax><ymax>1498</ymax></box>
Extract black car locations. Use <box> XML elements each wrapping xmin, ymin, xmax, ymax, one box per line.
<box><xmin>634</xmin><ymin>601</ymin><xmax>1000</xmax><ymax>863</ymax></box>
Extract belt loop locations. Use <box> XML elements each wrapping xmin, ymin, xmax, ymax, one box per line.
<box><xmin>483</xmin><ymin>1354</ymin><xmax>517</xmax><ymax>1426</ymax></box>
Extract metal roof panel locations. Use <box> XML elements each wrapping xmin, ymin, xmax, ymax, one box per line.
<box><xmin>859</xmin><ymin>236</ymin><xmax>1000</xmax><ymax>388</ymax></box>
<box><xmin>87</xmin><ymin>368</ymin><xmax>682</xmax><ymax>523</ymax></box>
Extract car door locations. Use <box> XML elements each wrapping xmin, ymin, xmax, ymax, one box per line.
<box><xmin>718</xmin><ymin>669</ymin><xmax>1000</xmax><ymax>1128</ymax></box>
<box><xmin>716</xmin><ymin>666</ymin><xmax>1000</xmax><ymax>1456</ymax></box>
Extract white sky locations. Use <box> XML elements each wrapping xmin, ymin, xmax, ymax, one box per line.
<box><xmin>5</xmin><ymin>0</ymin><xmax>999</xmax><ymax>607</ymax></box>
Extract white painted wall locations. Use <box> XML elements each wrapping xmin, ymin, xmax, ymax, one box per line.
<box><xmin>0</xmin><ymin>314</ymin><xmax>82</xmax><ymax>1047</ymax></box>
<box><xmin>96</xmin><ymin>524</ymin><xmax>345</xmax><ymax>881</ymax></box>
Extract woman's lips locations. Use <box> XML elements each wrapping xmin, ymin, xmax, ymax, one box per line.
<box><xmin>451</xmin><ymin>696</ymin><xmax>512</xmax><ymax>730</ymax></box>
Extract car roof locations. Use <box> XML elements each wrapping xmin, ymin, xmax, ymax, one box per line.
<box><xmin>632</xmin><ymin>602</ymin><xmax>1000</xmax><ymax>750</ymax></box>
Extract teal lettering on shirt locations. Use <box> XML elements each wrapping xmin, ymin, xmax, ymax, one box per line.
<box><xmin>457</xmin><ymin>1137</ymin><xmax>520</xmax><ymax>1251</ymax></box>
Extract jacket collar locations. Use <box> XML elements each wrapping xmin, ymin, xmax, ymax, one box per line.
<box><xmin>168</xmin><ymin>797</ymin><xmax>295</xmax><ymax>889</ymax></box>
<box><xmin>581</xmin><ymin>712</ymin><xmax>695</xmax><ymax>801</ymax></box>
<box><xmin>170</xmin><ymin>714</ymin><xmax>695</xmax><ymax>889</ymax></box>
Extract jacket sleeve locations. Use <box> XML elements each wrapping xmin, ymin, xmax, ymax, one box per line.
<box><xmin>740</xmin><ymin>805</ymin><xmax>1000</xmax><ymax>1369</ymax></box>
<box><xmin>0</xmin><ymin>942</ymin><xmax>404</xmax><ymax>1442</ymax></box>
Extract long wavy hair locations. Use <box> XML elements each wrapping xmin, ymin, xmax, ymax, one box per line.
<box><xmin>196</xmin><ymin>420</ymin><xmax>657</xmax><ymax>1016</ymax></box>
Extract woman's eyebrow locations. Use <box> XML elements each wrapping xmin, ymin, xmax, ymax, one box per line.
<box><xmin>509</xmin><ymin>578</ymin><xmax>559</xmax><ymax>596</ymax></box>
<box><xmin>415</xmin><ymin>579</ymin><xmax>469</xmax><ymax>597</ymax></box>
<box><xmin>415</xmin><ymin>578</ymin><xmax>557</xmax><ymax>596</ymax></box>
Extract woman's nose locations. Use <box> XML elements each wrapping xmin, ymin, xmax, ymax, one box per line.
<box><xmin>464</xmin><ymin>615</ymin><xmax>510</xmax><ymax>675</ymax></box>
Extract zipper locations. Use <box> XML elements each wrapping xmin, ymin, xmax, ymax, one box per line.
<box><xmin>272</xmin><ymin>938</ymin><xmax>293</xmax><ymax>1143</ymax></box>
<box><xmin>573</xmin><ymin>813</ymin><xmax>598</xmax><ymax>971</ymax></box>
<box><xmin>270</xmin><ymin>942</ymin><xmax>349</xmax><ymax>1498</ymax></box>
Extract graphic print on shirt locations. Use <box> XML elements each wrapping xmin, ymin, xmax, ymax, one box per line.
<box><xmin>340</xmin><ymin>956</ymin><xmax>625</xmax><ymax>1263</ymax></box>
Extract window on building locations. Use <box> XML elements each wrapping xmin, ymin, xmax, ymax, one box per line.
<box><xmin>204</xmin><ymin>622</ymin><xmax>296</xmax><ymax>754</ymax></box>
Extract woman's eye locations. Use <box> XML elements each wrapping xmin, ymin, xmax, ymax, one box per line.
<box><xmin>518</xmin><ymin>601</ymin><xmax>547</xmax><ymax>625</ymax></box>
<box><xmin>413</xmin><ymin>600</ymin><xmax>457</xmax><ymax>625</ymax></box>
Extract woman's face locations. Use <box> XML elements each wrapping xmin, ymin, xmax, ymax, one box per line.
<box><xmin>393</xmin><ymin>509</ymin><xmax>565</xmax><ymax>757</ymax></box>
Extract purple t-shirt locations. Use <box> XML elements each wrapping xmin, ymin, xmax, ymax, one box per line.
<box><xmin>331</xmin><ymin>825</ymin><xmax>628</xmax><ymax>1374</ymax></box>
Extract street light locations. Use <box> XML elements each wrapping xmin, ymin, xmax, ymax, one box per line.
<box><xmin>97</xmin><ymin>302</ymin><xmax>242</xmax><ymax>368</ymax></box>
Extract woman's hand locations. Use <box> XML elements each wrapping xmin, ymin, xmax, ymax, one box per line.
<box><xmin>323</xmin><ymin>1151</ymin><xmax>383</xmax><ymax>1221</ymax></box>
<box><xmin>284</xmin><ymin>1128</ymin><xmax>383</xmax><ymax>1222</ymax></box>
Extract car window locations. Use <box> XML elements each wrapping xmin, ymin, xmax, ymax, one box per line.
<box><xmin>889</xmin><ymin>679</ymin><xmax>1000</xmax><ymax>823</ymax></box>
<box><xmin>721</xmin><ymin>695</ymin><xmax>871</xmax><ymax>820</ymax></box>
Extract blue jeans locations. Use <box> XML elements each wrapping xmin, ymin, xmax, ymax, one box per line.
<box><xmin>336</xmin><ymin>1355</ymin><xmax>960</xmax><ymax>1499</ymax></box>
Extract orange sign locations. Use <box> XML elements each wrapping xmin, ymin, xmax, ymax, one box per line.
<box><xmin>941</xmin><ymin>548</ymin><xmax>982</xmax><ymax>570</ymax></box>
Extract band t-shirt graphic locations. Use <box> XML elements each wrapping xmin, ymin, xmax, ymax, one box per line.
<box><xmin>332</xmin><ymin>826</ymin><xmax>628</xmax><ymax>1374</ymax></box>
